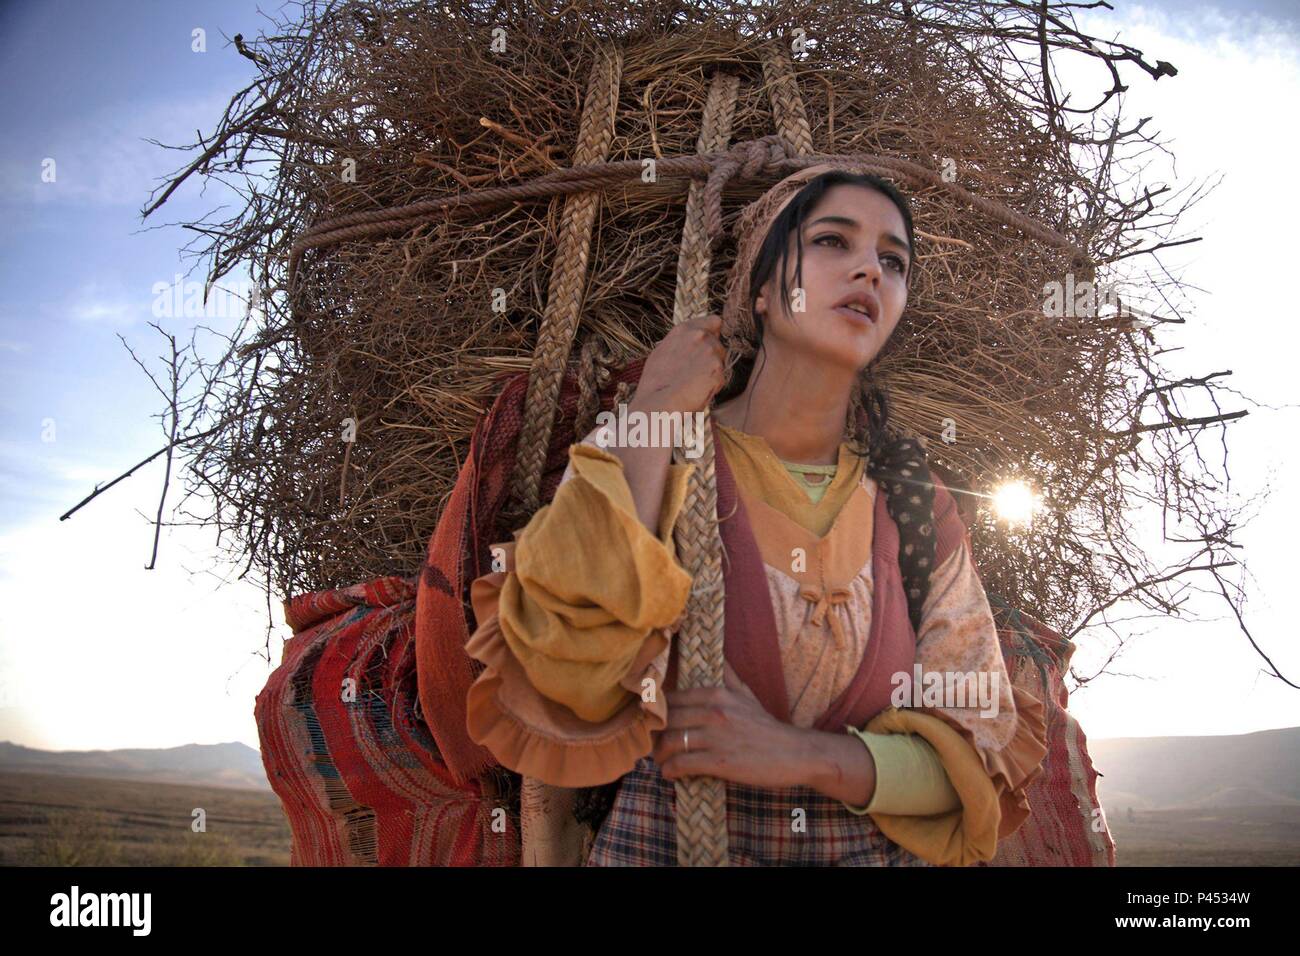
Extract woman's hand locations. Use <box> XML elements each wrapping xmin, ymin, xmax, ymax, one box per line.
<box><xmin>605</xmin><ymin>314</ymin><xmax>724</xmax><ymax>532</ymax></box>
<box><xmin>632</xmin><ymin>313</ymin><xmax>727</xmax><ymax>415</ymax></box>
<box><xmin>652</xmin><ymin>660</ymin><xmax>816</xmax><ymax>790</ymax></box>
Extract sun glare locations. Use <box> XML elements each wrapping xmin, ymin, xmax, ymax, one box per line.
<box><xmin>991</xmin><ymin>480</ymin><xmax>1042</xmax><ymax>526</ymax></box>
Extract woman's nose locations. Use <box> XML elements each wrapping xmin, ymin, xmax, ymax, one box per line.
<box><xmin>852</xmin><ymin>257</ymin><xmax>884</xmax><ymax>283</ymax></box>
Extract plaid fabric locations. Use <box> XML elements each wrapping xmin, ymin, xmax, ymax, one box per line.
<box><xmin>586</xmin><ymin>757</ymin><xmax>931</xmax><ymax>867</ymax></box>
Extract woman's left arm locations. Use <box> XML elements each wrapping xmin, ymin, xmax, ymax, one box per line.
<box><xmin>653</xmin><ymin>666</ymin><xmax>957</xmax><ymax>812</ymax></box>
<box><xmin>653</xmin><ymin>659</ymin><xmax>876</xmax><ymax>802</ymax></box>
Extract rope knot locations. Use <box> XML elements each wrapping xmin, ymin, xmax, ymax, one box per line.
<box><xmin>702</xmin><ymin>135</ymin><xmax>794</xmax><ymax>244</ymax></box>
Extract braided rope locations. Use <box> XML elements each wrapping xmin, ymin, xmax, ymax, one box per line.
<box><xmin>762</xmin><ymin>42</ymin><xmax>815</xmax><ymax>157</ymax></box>
<box><xmin>509</xmin><ymin>43</ymin><xmax>623</xmax><ymax>517</ymax></box>
<box><xmin>669</xmin><ymin>68</ymin><xmax>740</xmax><ymax>868</ymax></box>
<box><xmin>669</xmin><ymin>43</ymin><xmax>822</xmax><ymax>866</ymax></box>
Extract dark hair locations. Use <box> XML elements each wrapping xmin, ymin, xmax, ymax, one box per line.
<box><xmin>714</xmin><ymin>170</ymin><xmax>917</xmax><ymax>470</ymax></box>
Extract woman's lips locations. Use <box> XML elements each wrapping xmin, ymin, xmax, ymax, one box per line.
<box><xmin>834</xmin><ymin>305</ymin><xmax>875</xmax><ymax>325</ymax></box>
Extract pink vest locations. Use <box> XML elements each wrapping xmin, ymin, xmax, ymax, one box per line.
<box><xmin>666</xmin><ymin>420</ymin><xmax>968</xmax><ymax>731</ymax></box>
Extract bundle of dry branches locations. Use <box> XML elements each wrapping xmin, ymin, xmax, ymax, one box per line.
<box><xmin>103</xmin><ymin>0</ymin><xmax>1269</xmax><ymax>681</ymax></box>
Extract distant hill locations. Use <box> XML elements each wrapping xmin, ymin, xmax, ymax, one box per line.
<box><xmin>4</xmin><ymin>726</ymin><xmax>1296</xmax><ymax>809</ymax></box>
<box><xmin>1089</xmin><ymin>727</ymin><xmax>1300</xmax><ymax>812</ymax></box>
<box><xmin>0</xmin><ymin>741</ymin><xmax>269</xmax><ymax>792</ymax></box>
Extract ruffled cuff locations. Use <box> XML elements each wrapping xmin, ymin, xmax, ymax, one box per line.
<box><xmin>920</xmin><ymin>683</ymin><xmax>1050</xmax><ymax>839</ymax></box>
<box><xmin>860</xmin><ymin>707</ymin><xmax>1000</xmax><ymax>866</ymax></box>
<box><xmin>860</xmin><ymin>685</ymin><xmax>1048</xmax><ymax>866</ymax></box>
<box><xmin>464</xmin><ymin>540</ymin><xmax>676</xmax><ymax>788</ymax></box>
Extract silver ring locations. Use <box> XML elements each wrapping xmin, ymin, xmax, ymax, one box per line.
<box><xmin>683</xmin><ymin>728</ymin><xmax>691</xmax><ymax>752</ymax></box>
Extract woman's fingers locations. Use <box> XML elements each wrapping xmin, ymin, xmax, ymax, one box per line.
<box><xmin>660</xmin><ymin>749</ymin><xmax>730</xmax><ymax>781</ymax></box>
<box><xmin>651</xmin><ymin>721</ymin><xmax>712</xmax><ymax>765</ymax></box>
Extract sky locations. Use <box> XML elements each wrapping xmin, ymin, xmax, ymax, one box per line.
<box><xmin>0</xmin><ymin>0</ymin><xmax>1296</xmax><ymax>755</ymax></box>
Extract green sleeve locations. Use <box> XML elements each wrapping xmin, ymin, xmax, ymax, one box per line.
<box><xmin>840</xmin><ymin>726</ymin><xmax>963</xmax><ymax>816</ymax></box>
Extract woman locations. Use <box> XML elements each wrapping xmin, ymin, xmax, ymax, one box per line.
<box><xmin>463</xmin><ymin>163</ymin><xmax>1049</xmax><ymax>866</ymax></box>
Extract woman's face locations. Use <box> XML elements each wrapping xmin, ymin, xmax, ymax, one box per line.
<box><xmin>754</xmin><ymin>183</ymin><xmax>911</xmax><ymax>372</ymax></box>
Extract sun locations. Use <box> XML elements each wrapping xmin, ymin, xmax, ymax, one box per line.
<box><xmin>991</xmin><ymin>480</ymin><xmax>1042</xmax><ymax>526</ymax></box>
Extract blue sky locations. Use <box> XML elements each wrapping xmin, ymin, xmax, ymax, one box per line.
<box><xmin>0</xmin><ymin>0</ymin><xmax>286</xmax><ymax>751</ymax></box>
<box><xmin>1</xmin><ymin>0</ymin><xmax>1297</xmax><ymax>753</ymax></box>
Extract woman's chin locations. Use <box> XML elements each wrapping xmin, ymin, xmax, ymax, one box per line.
<box><xmin>802</xmin><ymin>341</ymin><xmax>878</xmax><ymax>371</ymax></box>
<box><xmin>832</xmin><ymin>330</ymin><xmax>882</xmax><ymax>360</ymax></box>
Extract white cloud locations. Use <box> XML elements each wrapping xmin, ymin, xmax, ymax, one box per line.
<box><xmin>1</xmin><ymin>90</ymin><xmax>237</xmax><ymax>208</ymax></box>
<box><xmin>34</xmin><ymin>272</ymin><xmax>263</xmax><ymax>331</ymax></box>
<box><xmin>43</xmin><ymin>278</ymin><xmax>150</xmax><ymax>329</ymax></box>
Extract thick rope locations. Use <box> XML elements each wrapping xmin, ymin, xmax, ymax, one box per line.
<box><xmin>762</xmin><ymin>42</ymin><xmax>815</xmax><ymax>157</ymax></box>
<box><xmin>669</xmin><ymin>67</ymin><xmax>740</xmax><ymax>868</ymax></box>
<box><xmin>287</xmin><ymin>140</ymin><xmax>1093</xmax><ymax>287</ymax></box>
<box><xmin>667</xmin><ymin>42</ymin><xmax>818</xmax><ymax>868</ymax></box>
<box><xmin>511</xmin><ymin>43</ymin><xmax>622</xmax><ymax>868</ymax></box>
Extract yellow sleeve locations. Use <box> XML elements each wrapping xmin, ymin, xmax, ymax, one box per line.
<box><xmin>496</xmin><ymin>441</ymin><xmax>696</xmax><ymax>723</ymax></box>
<box><xmin>840</xmin><ymin>727</ymin><xmax>963</xmax><ymax>816</ymax></box>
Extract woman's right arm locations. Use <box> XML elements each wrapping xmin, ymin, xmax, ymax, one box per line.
<box><xmin>469</xmin><ymin>316</ymin><xmax>728</xmax><ymax>726</ymax></box>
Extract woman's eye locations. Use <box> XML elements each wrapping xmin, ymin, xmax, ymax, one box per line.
<box><xmin>811</xmin><ymin>234</ymin><xmax>904</xmax><ymax>274</ymax></box>
<box><xmin>814</xmin><ymin>235</ymin><xmax>907</xmax><ymax>275</ymax></box>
